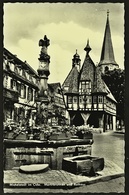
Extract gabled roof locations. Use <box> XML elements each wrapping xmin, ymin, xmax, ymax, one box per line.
<box><xmin>93</xmin><ymin>66</ymin><xmax>117</xmax><ymax>102</ymax></box>
<box><xmin>3</xmin><ymin>48</ymin><xmax>39</xmax><ymax>77</ymax></box>
<box><xmin>79</xmin><ymin>54</ymin><xmax>96</xmax><ymax>81</ymax></box>
<box><xmin>66</xmin><ymin>66</ymin><xmax>79</xmax><ymax>94</ymax></box>
<box><xmin>92</xmin><ymin>66</ymin><xmax>107</xmax><ymax>94</ymax></box>
<box><xmin>79</xmin><ymin>41</ymin><xmax>96</xmax><ymax>82</ymax></box>
<box><xmin>63</xmin><ymin>66</ymin><xmax>79</xmax><ymax>94</ymax></box>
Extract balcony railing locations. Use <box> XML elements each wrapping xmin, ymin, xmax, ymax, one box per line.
<box><xmin>3</xmin><ymin>88</ymin><xmax>19</xmax><ymax>103</ymax></box>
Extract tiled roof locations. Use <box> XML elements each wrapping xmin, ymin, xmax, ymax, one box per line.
<box><xmin>93</xmin><ymin>66</ymin><xmax>117</xmax><ymax>102</ymax></box>
<box><xmin>79</xmin><ymin>54</ymin><xmax>96</xmax><ymax>81</ymax></box>
<box><xmin>63</xmin><ymin>66</ymin><xmax>79</xmax><ymax>94</ymax></box>
<box><xmin>48</xmin><ymin>82</ymin><xmax>61</xmax><ymax>91</ymax></box>
<box><xmin>92</xmin><ymin>66</ymin><xmax>107</xmax><ymax>94</ymax></box>
<box><xmin>4</xmin><ymin>48</ymin><xmax>39</xmax><ymax>77</ymax></box>
<box><xmin>105</xmin><ymin>84</ymin><xmax>117</xmax><ymax>103</ymax></box>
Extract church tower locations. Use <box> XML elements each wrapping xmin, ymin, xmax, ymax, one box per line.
<box><xmin>98</xmin><ymin>10</ymin><xmax>119</xmax><ymax>73</ymax></box>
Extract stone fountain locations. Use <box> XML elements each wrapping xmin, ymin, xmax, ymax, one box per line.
<box><xmin>3</xmin><ymin>35</ymin><xmax>104</xmax><ymax>176</ymax></box>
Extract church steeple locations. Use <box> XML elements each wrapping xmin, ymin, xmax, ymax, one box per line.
<box><xmin>98</xmin><ymin>10</ymin><xmax>119</xmax><ymax>73</ymax></box>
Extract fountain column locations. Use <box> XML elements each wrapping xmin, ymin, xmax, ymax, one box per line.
<box><xmin>36</xmin><ymin>35</ymin><xmax>50</xmax><ymax>126</ymax></box>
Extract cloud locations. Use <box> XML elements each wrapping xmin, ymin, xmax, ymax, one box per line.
<box><xmin>4</xmin><ymin>3</ymin><xmax>124</xmax><ymax>84</ymax></box>
<box><xmin>4</xmin><ymin>3</ymin><xmax>124</xmax><ymax>45</ymax></box>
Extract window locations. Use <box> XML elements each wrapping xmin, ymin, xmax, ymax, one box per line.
<box><xmin>29</xmin><ymin>75</ymin><xmax>33</xmax><ymax>82</ymax></box>
<box><xmin>85</xmin><ymin>81</ymin><xmax>91</xmax><ymax>94</ymax></box>
<box><xmin>98</xmin><ymin>96</ymin><xmax>103</xmax><ymax>103</ymax></box>
<box><xmin>22</xmin><ymin>70</ymin><xmax>26</xmax><ymax>78</ymax></box>
<box><xmin>93</xmin><ymin>96</ymin><xmax>97</xmax><ymax>103</ymax></box>
<box><xmin>3</xmin><ymin>75</ymin><xmax>8</xmax><ymax>88</ymax></box>
<box><xmin>88</xmin><ymin>96</ymin><xmax>92</xmax><ymax>103</ymax></box>
<box><xmin>14</xmin><ymin>66</ymin><xmax>18</xmax><ymax>74</ymax></box>
<box><xmin>21</xmin><ymin>85</ymin><xmax>24</xmax><ymax>98</ymax></box>
<box><xmin>11</xmin><ymin>80</ymin><xmax>17</xmax><ymax>91</ymax></box>
<box><xmin>19</xmin><ymin>68</ymin><xmax>22</xmax><ymax>76</ymax></box>
<box><xmin>73</xmin><ymin>96</ymin><xmax>77</xmax><ymax>103</ymax></box>
<box><xmin>68</xmin><ymin>96</ymin><xmax>72</xmax><ymax>103</ymax></box>
<box><xmin>79</xmin><ymin>96</ymin><xmax>82</xmax><ymax>103</ymax></box>
<box><xmin>17</xmin><ymin>83</ymin><xmax>21</xmax><ymax>95</ymax></box>
<box><xmin>11</xmin><ymin>79</ymin><xmax>13</xmax><ymax>89</ymax></box>
<box><xmin>21</xmin><ymin>84</ymin><xmax>26</xmax><ymax>98</ymax></box>
<box><xmin>81</xmin><ymin>81</ymin><xmax>91</xmax><ymax>94</ymax></box>
<box><xmin>10</xmin><ymin>62</ymin><xmax>14</xmax><ymax>72</ymax></box>
<box><xmin>27</xmin><ymin>87</ymin><xmax>33</xmax><ymax>101</ymax></box>
<box><xmin>24</xmin><ymin>85</ymin><xmax>26</xmax><ymax>98</ymax></box>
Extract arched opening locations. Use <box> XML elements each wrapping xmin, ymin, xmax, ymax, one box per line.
<box><xmin>87</xmin><ymin>113</ymin><xmax>99</xmax><ymax>128</ymax></box>
<box><xmin>72</xmin><ymin>112</ymin><xmax>84</xmax><ymax>126</ymax></box>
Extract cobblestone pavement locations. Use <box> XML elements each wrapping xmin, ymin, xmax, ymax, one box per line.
<box><xmin>4</xmin><ymin>160</ymin><xmax>124</xmax><ymax>185</ymax></box>
<box><xmin>92</xmin><ymin>131</ymin><xmax>125</xmax><ymax>169</ymax></box>
<box><xmin>4</xmin><ymin>159</ymin><xmax>124</xmax><ymax>193</ymax></box>
<box><xmin>3</xmin><ymin>131</ymin><xmax>125</xmax><ymax>193</ymax></box>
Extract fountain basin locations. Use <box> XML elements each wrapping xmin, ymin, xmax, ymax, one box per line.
<box><xmin>62</xmin><ymin>155</ymin><xmax>104</xmax><ymax>176</ymax></box>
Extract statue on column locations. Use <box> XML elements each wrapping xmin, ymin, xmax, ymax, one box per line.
<box><xmin>35</xmin><ymin>35</ymin><xmax>50</xmax><ymax>127</ymax></box>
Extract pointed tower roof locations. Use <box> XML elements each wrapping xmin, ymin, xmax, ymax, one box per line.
<box><xmin>98</xmin><ymin>10</ymin><xmax>118</xmax><ymax>67</ymax></box>
<box><xmin>79</xmin><ymin>40</ymin><xmax>96</xmax><ymax>81</ymax></box>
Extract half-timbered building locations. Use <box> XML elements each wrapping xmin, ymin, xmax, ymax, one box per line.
<box><xmin>3</xmin><ymin>48</ymin><xmax>39</xmax><ymax>125</ymax></box>
<box><xmin>3</xmin><ymin>47</ymin><xmax>66</xmax><ymax>127</ymax></box>
<box><xmin>62</xmin><ymin>40</ymin><xmax>117</xmax><ymax>132</ymax></box>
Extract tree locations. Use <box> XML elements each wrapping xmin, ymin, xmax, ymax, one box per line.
<box><xmin>102</xmin><ymin>68</ymin><xmax>125</xmax><ymax>127</ymax></box>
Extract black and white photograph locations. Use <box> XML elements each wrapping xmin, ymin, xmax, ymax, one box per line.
<box><xmin>3</xmin><ymin>2</ymin><xmax>125</xmax><ymax>193</ymax></box>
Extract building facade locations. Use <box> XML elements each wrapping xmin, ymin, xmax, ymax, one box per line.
<box><xmin>62</xmin><ymin>40</ymin><xmax>117</xmax><ymax>132</ymax></box>
<box><xmin>3</xmin><ymin>46</ymin><xmax>66</xmax><ymax>127</ymax></box>
<box><xmin>62</xmin><ymin>11</ymin><xmax>119</xmax><ymax>131</ymax></box>
<box><xmin>47</xmin><ymin>83</ymin><xmax>66</xmax><ymax>126</ymax></box>
<box><xmin>3</xmin><ymin>48</ymin><xmax>39</xmax><ymax>126</ymax></box>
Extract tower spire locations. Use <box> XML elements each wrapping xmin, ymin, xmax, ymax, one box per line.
<box><xmin>72</xmin><ymin>49</ymin><xmax>81</xmax><ymax>71</ymax></box>
<box><xmin>98</xmin><ymin>11</ymin><xmax>119</xmax><ymax>72</ymax></box>
<box><xmin>84</xmin><ymin>39</ymin><xmax>91</xmax><ymax>55</ymax></box>
<box><xmin>107</xmin><ymin>9</ymin><xmax>109</xmax><ymax>18</ymax></box>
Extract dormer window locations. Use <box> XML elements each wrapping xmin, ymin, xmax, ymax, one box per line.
<box><xmin>19</xmin><ymin>68</ymin><xmax>22</xmax><ymax>76</ymax></box>
<box><xmin>80</xmin><ymin>81</ymin><xmax>91</xmax><ymax>94</ymax></box>
<box><xmin>9</xmin><ymin>62</ymin><xmax>14</xmax><ymax>72</ymax></box>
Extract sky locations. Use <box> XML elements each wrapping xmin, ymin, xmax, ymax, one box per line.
<box><xmin>4</xmin><ymin>3</ymin><xmax>124</xmax><ymax>84</ymax></box>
